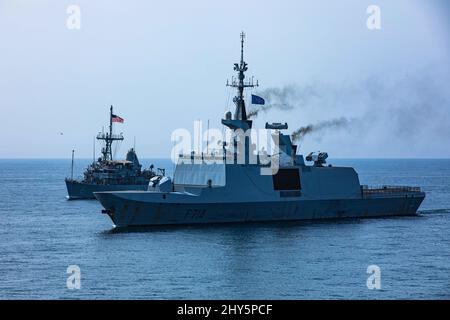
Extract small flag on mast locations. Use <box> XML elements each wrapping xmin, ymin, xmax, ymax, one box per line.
<box><xmin>251</xmin><ymin>94</ymin><xmax>265</xmax><ymax>105</ymax></box>
<box><xmin>112</xmin><ymin>114</ymin><xmax>124</xmax><ymax>123</ymax></box>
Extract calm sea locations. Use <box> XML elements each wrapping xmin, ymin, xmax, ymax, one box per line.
<box><xmin>0</xmin><ymin>158</ymin><xmax>449</xmax><ymax>299</ymax></box>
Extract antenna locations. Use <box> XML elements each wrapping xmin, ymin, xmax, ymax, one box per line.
<box><xmin>134</xmin><ymin>136</ymin><xmax>136</xmax><ymax>151</ymax></box>
<box><xmin>71</xmin><ymin>149</ymin><xmax>74</xmax><ymax>180</ymax></box>
<box><xmin>240</xmin><ymin>31</ymin><xmax>245</xmax><ymax>64</ymax></box>
<box><xmin>206</xmin><ymin>119</ymin><xmax>210</xmax><ymax>154</ymax></box>
<box><xmin>197</xmin><ymin>119</ymin><xmax>201</xmax><ymax>155</ymax></box>
<box><xmin>109</xmin><ymin>105</ymin><xmax>113</xmax><ymax>160</ymax></box>
<box><xmin>92</xmin><ymin>136</ymin><xmax>95</xmax><ymax>164</ymax></box>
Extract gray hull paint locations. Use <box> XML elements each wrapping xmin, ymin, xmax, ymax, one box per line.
<box><xmin>65</xmin><ymin>180</ymin><xmax>148</xmax><ymax>200</ymax></box>
<box><xmin>95</xmin><ymin>192</ymin><xmax>425</xmax><ymax>227</ymax></box>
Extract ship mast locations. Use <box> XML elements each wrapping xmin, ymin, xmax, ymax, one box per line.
<box><xmin>228</xmin><ymin>32</ymin><xmax>258</xmax><ymax>121</ymax></box>
<box><xmin>223</xmin><ymin>32</ymin><xmax>258</xmax><ymax>131</ymax></box>
<box><xmin>221</xmin><ymin>32</ymin><xmax>260</xmax><ymax>165</ymax></box>
<box><xmin>96</xmin><ymin>105</ymin><xmax>124</xmax><ymax>162</ymax></box>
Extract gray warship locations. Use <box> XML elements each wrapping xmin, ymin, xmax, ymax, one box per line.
<box><xmin>65</xmin><ymin>106</ymin><xmax>160</xmax><ymax>199</ymax></box>
<box><xmin>95</xmin><ymin>33</ymin><xmax>425</xmax><ymax>226</ymax></box>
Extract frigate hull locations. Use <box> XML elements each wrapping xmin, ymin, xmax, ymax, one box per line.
<box><xmin>65</xmin><ymin>180</ymin><xmax>148</xmax><ymax>200</ymax></box>
<box><xmin>95</xmin><ymin>192</ymin><xmax>425</xmax><ymax>227</ymax></box>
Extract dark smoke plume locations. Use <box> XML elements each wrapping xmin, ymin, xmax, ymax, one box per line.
<box><xmin>247</xmin><ymin>85</ymin><xmax>318</xmax><ymax>118</ymax></box>
<box><xmin>245</xmin><ymin>67</ymin><xmax>450</xmax><ymax>156</ymax></box>
<box><xmin>291</xmin><ymin>117</ymin><xmax>350</xmax><ymax>143</ymax></box>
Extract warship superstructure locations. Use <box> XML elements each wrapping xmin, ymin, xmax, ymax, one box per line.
<box><xmin>65</xmin><ymin>106</ymin><xmax>160</xmax><ymax>199</ymax></box>
<box><xmin>95</xmin><ymin>33</ymin><xmax>425</xmax><ymax>226</ymax></box>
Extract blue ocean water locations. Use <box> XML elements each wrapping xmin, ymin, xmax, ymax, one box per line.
<box><xmin>0</xmin><ymin>158</ymin><xmax>449</xmax><ymax>299</ymax></box>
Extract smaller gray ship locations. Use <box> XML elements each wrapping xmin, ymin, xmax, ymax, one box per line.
<box><xmin>65</xmin><ymin>106</ymin><xmax>161</xmax><ymax>199</ymax></box>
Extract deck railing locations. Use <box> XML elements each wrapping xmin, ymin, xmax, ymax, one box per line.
<box><xmin>361</xmin><ymin>185</ymin><xmax>421</xmax><ymax>195</ymax></box>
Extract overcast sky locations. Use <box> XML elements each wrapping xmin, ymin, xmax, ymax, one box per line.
<box><xmin>1</xmin><ymin>0</ymin><xmax>449</xmax><ymax>158</ymax></box>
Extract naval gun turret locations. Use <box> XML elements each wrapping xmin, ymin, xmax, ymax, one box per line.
<box><xmin>306</xmin><ymin>152</ymin><xmax>328</xmax><ymax>167</ymax></box>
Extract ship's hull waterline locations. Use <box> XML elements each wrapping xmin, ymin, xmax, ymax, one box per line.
<box><xmin>95</xmin><ymin>191</ymin><xmax>425</xmax><ymax>227</ymax></box>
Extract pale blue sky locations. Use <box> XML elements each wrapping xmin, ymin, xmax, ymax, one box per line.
<box><xmin>0</xmin><ymin>0</ymin><xmax>449</xmax><ymax>158</ymax></box>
